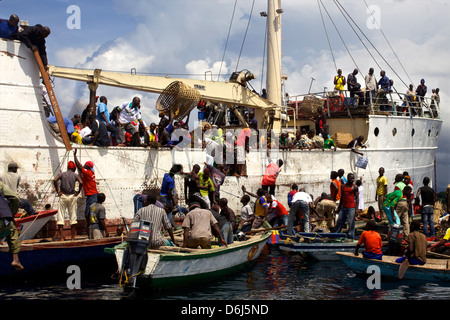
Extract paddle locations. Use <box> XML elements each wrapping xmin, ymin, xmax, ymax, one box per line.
<box><xmin>398</xmin><ymin>258</ymin><xmax>410</xmax><ymax>279</ymax></box>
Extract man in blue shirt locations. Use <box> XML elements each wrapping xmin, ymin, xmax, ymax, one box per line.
<box><xmin>375</xmin><ymin>70</ymin><xmax>390</xmax><ymax>111</ymax></box>
<box><xmin>0</xmin><ymin>14</ymin><xmax>19</xmax><ymax>39</ymax></box>
<box><xmin>96</xmin><ymin>96</ymin><xmax>120</xmax><ymax>144</ymax></box>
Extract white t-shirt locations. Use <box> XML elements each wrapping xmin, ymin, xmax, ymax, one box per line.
<box><xmin>291</xmin><ymin>191</ymin><xmax>312</xmax><ymax>204</ymax></box>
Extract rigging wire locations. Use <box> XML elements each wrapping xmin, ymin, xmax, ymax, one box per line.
<box><xmin>363</xmin><ymin>0</ymin><xmax>414</xmax><ymax>87</ymax></box>
<box><xmin>235</xmin><ymin>0</ymin><xmax>256</xmax><ymax>72</ymax></box>
<box><xmin>318</xmin><ymin>0</ymin><xmax>337</xmax><ymax>72</ymax></box>
<box><xmin>217</xmin><ymin>0</ymin><xmax>238</xmax><ymax>81</ymax></box>
<box><xmin>332</xmin><ymin>0</ymin><xmax>382</xmax><ymax>71</ymax></box>
<box><xmin>318</xmin><ymin>0</ymin><xmax>360</xmax><ymax>71</ymax></box>
<box><xmin>333</xmin><ymin>0</ymin><xmax>409</xmax><ymax>88</ymax></box>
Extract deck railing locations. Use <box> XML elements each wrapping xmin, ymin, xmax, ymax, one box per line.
<box><xmin>286</xmin><ymin>88</ymin><xmax>441</xmax><ymax>120</ymax></box>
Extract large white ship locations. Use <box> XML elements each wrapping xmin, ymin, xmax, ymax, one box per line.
<box><xmin>0</xmin><ymin>1</ymin><xmax>442</xmax><ymax>235</ymax></box>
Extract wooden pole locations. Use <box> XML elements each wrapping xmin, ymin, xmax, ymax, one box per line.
<box><xmin>33</xmin><ymin>51</ymin><xmax>72</xmax><ymax>151</ymax></box>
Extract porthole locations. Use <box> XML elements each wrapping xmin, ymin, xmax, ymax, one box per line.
<box><xmin>374</xmin><ymin>127</ymin><xmax>379</xmax><ymax>137</ymax></box>
<box><xmin>392</xmin><ymin>128</ymin><xmax>397</xmax><ymax>136</ymax></box>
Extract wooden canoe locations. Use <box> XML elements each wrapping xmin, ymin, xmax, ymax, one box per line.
<box><xmin>0</xmin><ymin>236</ymin><xmax>123</xmax><ymax>277</ymax></box>
<box><xmin>337</xmin><ymin>251</ymin><xmax>450</xmax><ymax>281</ymax></box>
<box><xmin>110</xmin><ymin>229</ymin><xmax>271</xmax><ymax>290</ymax></box>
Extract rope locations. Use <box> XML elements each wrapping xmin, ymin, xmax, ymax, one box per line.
<box><xmin>235</xmin><ymin>0</ymin><xmax>256</xmax><ymax>72</ymax></box>
<box><xmin>217</xmin><ymin>0</ymin><xmax>238</xmax><ymax>80</ymax></box>
<box><xmin>363</xmin><ymin>0</ymin><xmax>414</xmax><ymax>87</ymax></box>
<box><xmin>334</xmin><ymin>0</ymin><xmax>409</xmax><ymax>89</ymax></box>
<box><xmin>318</xmin><ymin>0</ymin><xmax>360</xmax><ymax>71</ymax></box>
<box><xmin>318</xmin><ymin>0</ymin><xmax>337</xmax><ymax>72</ymax></box>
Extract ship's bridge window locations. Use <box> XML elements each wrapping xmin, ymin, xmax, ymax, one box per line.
<box><xmin>374</xmin><ymin>127</ymin><xmax>379</xmax><ymax>137</ymax></box>
<box><xmin>392</xmin><ymin>128</ymin><xmax>397</xmax><ymax>136</ymax></box>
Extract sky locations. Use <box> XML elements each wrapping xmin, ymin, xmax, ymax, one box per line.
<box><xmin>2</xmin><ymin>0</ymin><xmax>449</xmax><ymax>191</ymax></box>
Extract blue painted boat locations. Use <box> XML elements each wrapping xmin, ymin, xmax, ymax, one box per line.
<box><xmin>0</xmin><ymin>236</ymin><xmax>123</xmax><ymax>277</ymax></box>
<box><xmin>337</xmin><ymin>252</ymin><xmax>450</xmax><ymax>281</ymax></box>
<box><xmin>276</xmin><ymin>232</ymin><xmax>358</xmax><ymax>261</ymax></box>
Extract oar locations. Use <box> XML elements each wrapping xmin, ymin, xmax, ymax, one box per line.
<box><xmin>398</xmin><ymin>258</ymin><xmax>410</xmax><ymax>279</ymax></box>
<box><xmin>427</xmin><ymin>251</ymin><xmax>450</xmax><ymax>259</ymax></box>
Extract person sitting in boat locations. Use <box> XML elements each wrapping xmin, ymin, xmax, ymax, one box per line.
<box><xmin>134</xmin><ymin>194</ymin><xmax>177</xmax><ymax>248</ymax></box>
<box><xmin>396</xmin><ymin>220</ymin><xmax>427</xmax><ymax>266</ymax></box>
<box><xmin>182</xmin><ymin>202</ymin><xmax>227</xmax><ymax>249</ymax></box>
<box><xmin>0</xmin><ymin>14</ymin><xmax>19</xmax><ymax>39</ymax></box>
<box><xmin>88</xmin><ymin>193</ymin><xmax>109</xmax><ymax>239</ymax></box>
<box><xmin>238</xmin><ymin>194</ymin><xmax>254</xmax><ymax>233</ymax></box>
<box><xmin>0</xmin><ymin>161</ymin><xmax>37</xmax><ymax>217</ymax></box>
<box><xmin>242</xmin><ymin>186</ymin><xmax>269</xmax><ymax>230</ymax></box>
<box><xmin>0</xmin><ymin>181</ymin><xmax>24</xmax><ymax>271</ymax></box>
<box><xmin>429</xmin><ymin>224</ymin><xmax>450</xmax><ymax>255</ymax></box>
<box><xmin>333</xmin><ymin>69</ymin><xmax>346</xmax><ymax>92</ymax></box>
<box><xmin>354</xmin><ymin>220</ymin><xmax>383</xmax><ymax>260</ymax></box>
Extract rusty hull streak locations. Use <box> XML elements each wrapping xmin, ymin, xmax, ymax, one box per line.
<box><xmin>0</xmin><ymin>50</ymin><xmax>26</xmax><ymax>59</ymax></box>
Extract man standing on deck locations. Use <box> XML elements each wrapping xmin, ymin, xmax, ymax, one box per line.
<box><xmin>97</xmin><ymin>96</ymin><xmax>121</xmax><ymax>145</ymax></box>
<box><xmin>73</xmin><ymin>149</ymin><xmax>98</xmax><ymax>228</ymax></box>
<box><xmin>365</xmin><ymin>68</ymin><xmax>377</xmax><ymax>106</ymax></box>
<box><xmin>375</xmin><ymin>167</ymin><xmax>388</xmax><ymax>221</ymax></box>
<box><xmin>53</xmin><ymin>161</ymin><xmax>83</xmax><ymax>241</ymax></box>
<box><xmin>334</xmin><ymin>173</ymin><xmax>359</xmax><ymax>239</ymax></box>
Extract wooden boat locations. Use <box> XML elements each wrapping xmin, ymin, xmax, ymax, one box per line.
<box><xmin>277</xmin><ymin>232</ymin><xmax>361</xmax><ymax>261</ymax></box>
<box><xmin>109</xmin><ymin>228</ymin><xmax>271</xmax><ymax>290</ymax></box>
<box><xmin>0</xmin><ymin>236</ymin><xmax>123</xmax><ymax>277</ymax></box>
<box><xmin>337</xmin><ymin>252</ymin><xmax>450</xmax><ymax>281</ymax></box>
<box><xmin>14</xmin><ymin>210</ymin><xmax>58</xmax><ymax>240</ymax></box>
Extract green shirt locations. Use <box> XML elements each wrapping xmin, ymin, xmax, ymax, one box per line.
<box><xmin>198</xmin><ymin>172</ymin><xmax>215</xmax><ymax>197</ymax></box>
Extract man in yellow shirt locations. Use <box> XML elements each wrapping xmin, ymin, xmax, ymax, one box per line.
<box><xmin>376</xmin><ymin>167</ymin><xmax>388</xmax><ymax>221</ymax></box>
<box><xmin>198</xmin><ymin>168</ymin><xmax>215</xmax><ymax>209</ymax></box>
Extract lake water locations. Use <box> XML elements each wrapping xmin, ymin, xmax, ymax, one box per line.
<box><xmin>2</xmin><ymin>245</ymin><xmax>450</xmax><ymax>312</ymax></box>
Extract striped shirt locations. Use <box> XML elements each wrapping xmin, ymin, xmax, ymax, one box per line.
<box><xmin>134</xmin><ymin>204</ymin><xmax>172</xmax><ymax>248</ymax></box>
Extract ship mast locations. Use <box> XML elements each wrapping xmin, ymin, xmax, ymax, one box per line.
<box><xmin>265</xmin><ymin>0</ymin><xmax>283</xmax><ymax>106</ymax></box>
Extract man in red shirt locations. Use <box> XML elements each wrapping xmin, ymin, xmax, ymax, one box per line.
<box><xmin>334</xmin><ymin>173</ymin><xmax>358</xmax><ymax>239</ymax></box>
<box><xmin>354</xmin><ymin>220</ymin><xmax>383</xmax><ymax>260</ymax></box>
<box><xmin>267</xmin><ymin>194</ymin><xmax>288</xmax><ymax>227</ymax></box>
<box><xmin>261</xmin><ymin>159</ymin><xmax>283</xmax><ymax>196</ymax></box>
<box><xmin>74</xmin><ymin>149</ymin><xmax>99</xmax><ymax>227</ymax></box>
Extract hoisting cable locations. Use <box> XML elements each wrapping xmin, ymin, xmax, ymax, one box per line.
<box><xmin>318</xmin><ymin>0</ymin><xmax>360</xmax><ymax>71</ymax></box>
<box><xmin>235</xmin><ymin>0</ymin><xmax>256</xmax><ymax>72</ymax></box>
<box><xmin>217</xmin><ymin>0</ymin><xmax>238</xmax><ymax>81</ymax></box>
<box><xmin>318</xmin><ymin>0</ymin><xmax>337</xmax><ymax>72</ymax></box>
<box><xmin>363</xmin><ymin>0</ymin><xmax>414</xmax><ymax>87</ymax></box>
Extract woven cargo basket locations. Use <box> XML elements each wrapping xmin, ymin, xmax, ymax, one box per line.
<box><xmin>298</xmin><ymin>95</ymin><xmax>326</xmax><ymax>117</ymax></box>
<box><xmin>156</xmin><ymin>81</ymin><xmax>200</xmax><ymax>121</ymax></box>
<box><xmin>332</xmin><ymin>132</ymin><xmax>353</xmax><ymax>149</ymax></box>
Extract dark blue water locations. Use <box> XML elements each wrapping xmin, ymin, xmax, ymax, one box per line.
<box><xmin>2</xmin><ymin>246</ymin><xmax>450</xmax><ymax>301</ymax></box>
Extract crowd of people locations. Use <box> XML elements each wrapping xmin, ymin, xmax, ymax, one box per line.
<box><xmin>333</xmin><ymin>67</ymin><xmax>440</xmax><ymax>116</ymax></box>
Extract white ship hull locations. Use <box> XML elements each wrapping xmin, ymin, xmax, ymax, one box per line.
<box><xmin>1</xmin><ymin>39</ymin><xmax>442</xmax><ymax>231</ymax></box>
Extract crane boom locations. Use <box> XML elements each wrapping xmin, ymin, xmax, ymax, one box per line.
<box><xmin>47</xmin><ymin>66</ymin><xmax>278</xmax><ymax>110</ymax></box>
